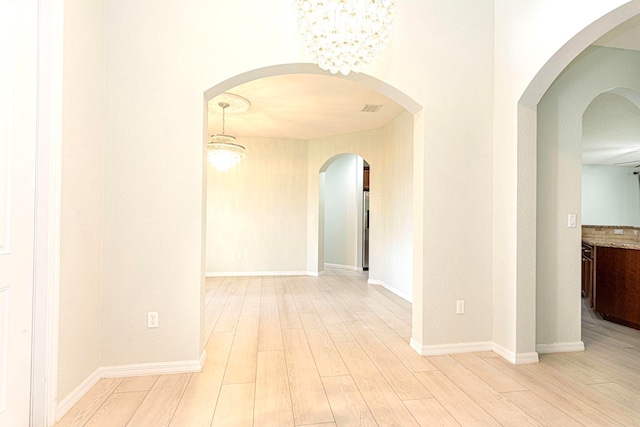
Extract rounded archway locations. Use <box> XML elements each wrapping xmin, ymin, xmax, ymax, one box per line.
<box><xmin>517</xmin><ymin>1</ymin><xmax>640</xmax><ymax>356</ymax></box>
<box><xmin>318</xmin><ymin>154</ymin><xmax>370</xmax><ymax>275</ymax></box>
<box><xmin>202</xmin><ymin>64</ymin><xmax>424</xmax><ymax>346</ymax></box>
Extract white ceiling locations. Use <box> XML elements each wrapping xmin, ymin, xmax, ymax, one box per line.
<box><xmin>584</xmin><ymin>14</ymin><xmax>640</xmax><ymax>165</ymax></box>
<box><xmin>582</xmin><ymin>92</ymin><xmax>640</xmax><ymax>165</ymax></box>
<box><xmin>206</xmin><ymin>15</ymin><xmax>640</xmax><ymax>162</ymax></box>
<box><xmin>207</xmin><ymin>74</ymin><xmax>403</xmax><ymax>141</ymax></box>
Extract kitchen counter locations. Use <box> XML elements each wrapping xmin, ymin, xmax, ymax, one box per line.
<box><xmin>582</xmin><ymin>225</ymin><xmax>640</xmax><ymax>250</ymax></box>
<box><xmin>582</xmin><ymin>226</ymin><xmax>640</xmax><ymax>330</ymax></box>
<box><xmin>593</xmin><ymin>245</ymin><xmax>640</xmax><ymax>330</ymax></box>
<box><xmin>581</xmin><ymin>238</ymin><xmax>640</xmax><ymax>250</ymax></box>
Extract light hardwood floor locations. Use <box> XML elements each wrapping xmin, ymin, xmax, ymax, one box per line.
<box><xmin>56</xmin><ymin>269</ymin><xmax>640</xmax><ymax>426</ymax></box>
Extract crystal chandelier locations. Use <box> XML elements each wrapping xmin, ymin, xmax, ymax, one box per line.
<box><xmin>207</xmin><ymin>102</ymin><xmax>246</xmax><ymax>172</ymax></box>
<box><xmin>296</xmin><ymin>0</ymin><xmax>396</xmax><ymax>75</ymax></box>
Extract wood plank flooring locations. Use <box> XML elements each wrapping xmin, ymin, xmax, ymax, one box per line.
<box><xmin>56</xmin><ymin>269</ymin><xmax>640</xmax><ymax>426</ymax></box>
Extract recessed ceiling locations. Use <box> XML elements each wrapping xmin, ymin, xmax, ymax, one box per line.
<box><xmin>584</xmin><ymin>15</ymin><xmax>640</xmax><ymax>165</ymax></box>
<box><xmin>207</xmin><ymin>74</ymin><xmax>404</xmax><ymax>141</ymax></box>
<box><xmin>582</xmin><ymin>92</ymin><xmax>640</xmax><ymax>165</ymax></box>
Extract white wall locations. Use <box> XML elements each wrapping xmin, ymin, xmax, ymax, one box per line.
<box><xmin>537</xmin><ymin>46</ymin><xmax>640</xmax><ymax>346</ymax></box>
<box><xmin>205</xmin><ymin>114</ymin><xmax>412</xmax><ymax>303</ymax></box>
<box><xmin>378</xmin><ymin>112</ymin><xmax>415</xmax><ymax>301</ymax></box>
<box><xmin>493</xmin><ymin>0</ymin><xmax>633</xmax><ymax>358</ymax></box>
<box><xmin>310</xmin><ymin>112</ymin><xmax>415</xmax><ymax>300</ymax></box>
<box><xmin>324</xmin><ymin>154</ymin><xmax>359</xmax><ymax>268</ymax></box>
<box><xmin>52</xmin><ymin>1</ymin><xmax>640</xmax><ymax>403</ymax></box>
<box><xmin>309</xmin><ymin>131</ymin><xmax>383</xmax><ymax>280</ymax></box>
<box><xmin>582</xmin><ymin>165</ymin><xmax>640</xmax><ymax>226</ymax></box>
<box><xmin>57</xmin><ymin>0</ymin><xmax>104</xmax><ymax>401</ymax></box>
<box><xmin>413</xmin><ymin>1</ymin><xmax>495</xmax><ymax>346</ymax></box>
<box><xmin>206</xmin><ymin>137</ymin><xmax>308</xmax><ymax>274</ymax></box>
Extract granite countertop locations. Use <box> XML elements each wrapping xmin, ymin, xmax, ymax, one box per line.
<box><xmin>582</xmin><ymin>238</ymin><xmax>640</xmax><ymax>250</ymax></box>
<box><xmin>582</xmin><ymin>225</ymin><xmax>640</xmax><ymax>250</ymax></box>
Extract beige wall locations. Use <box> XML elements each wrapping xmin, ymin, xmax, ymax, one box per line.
<box><xmin>58</xmin><ymin>0</ymin><xmax>104</xmax><ymax>400</ymax></box>
<box><xmin>206</xmin><ymin>137</ymin><xmax>308</xmax><ymax>274</ymax></box>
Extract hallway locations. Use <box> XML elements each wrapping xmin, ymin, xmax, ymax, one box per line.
<box><xmin>56</xmin><ymin>270</ymin><xmax>640</xmax><ymax>426</ymax></box>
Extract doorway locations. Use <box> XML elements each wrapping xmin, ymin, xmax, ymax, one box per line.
<box><xmin>321</xmin><ymin>154</ymin><xmax>370</xmax><ymax>273</ymax></box>
<box><xmin>528</xmin><ymin>5</ymin><xmax>640</xmax><ymax>353</ymax></box>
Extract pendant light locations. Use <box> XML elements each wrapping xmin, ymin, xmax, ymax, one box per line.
<box><xmin>297</xmin><ymin>0</ymin><xmax>396</xmax><ymax>75</ymax></box>
<box><xmin>207</xmin><ymin>101</ymin><xmax>246</xmax><ymax>172</ymax></box>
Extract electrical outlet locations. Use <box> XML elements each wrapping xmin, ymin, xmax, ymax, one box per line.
<box><xmin>456</xmin><ymin>300</ymin><xmax>464</xmax><ymax>315</ymax></box>
<box><xmin>614</xmin><ymin>229</ymin><xmax>624</xmax><ymax>235</ymax></box>
<box><xmin>148</xmin><ymin>311</ymin><xmax>159</xmax><ymax>328</ymax></box>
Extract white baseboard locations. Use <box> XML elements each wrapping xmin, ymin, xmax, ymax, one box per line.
<box><xmin>515</xmin><ymin>352</ymin><xmax>540</xmax><ymax>364</ymax></box>
<box><xmin>409</xmin><ymin>338</ymin><xmax>423</xmax><ymax>355</ymax></box>
<box><xmin>56</xmin><ymin>368</ymin><xmax>102</xmax><ymax>421</ymax></box>
<box><xmin>493</xmin><ymin>343</ymin><xmax>539</xmax><ymax>364</ymax></box>
<box><xmin>491</xmin><ymin>343</ymin><xmax>516</xmax><ymax>363</ymax></box>
<box><xmin>307</xmin><ymin>270</ymin><xmax>326</xmax><ymax>277</ymax></box>
<box><xmin>55</xmin><ymin>350</ymin><xmax>206</xmax><ymax>422</ymax></box>
<box><xmin>536</xmin><ymin>341</ymin><xmax>585</xmax><ymax>354</ymax></box>
<box><xmin>324</xmin><ymin>263</ymin><xmax>358</xmax><ymax>271</ymax></box>
<box><xmin>415</xmin><ymin>341</ymin><xmax>494</xmax><ymax>356</ymax></box>
<box><xmin>367</xmin><ymin>279</ymin><xmax>412</xmax><ymax>302</ymax></box>
<box><xmin>206</xmin><ymin>271</ymin><xmax>310</xmax><ymax>277</ymax></box>
<box><xmin>410</xmin><ymin>339</ymin><xmax>539</xmax><ymax>365</ymax></box>
<box><xmin>100</xmin><ymin>350</ymin><xmax>206</xmax><ymax>378</ymax></box>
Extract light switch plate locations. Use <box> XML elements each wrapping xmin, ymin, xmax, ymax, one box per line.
<box><xmin>568</xmin><ymin>214</ymin><xmax>577</xmax><ymax>228</ymax></box>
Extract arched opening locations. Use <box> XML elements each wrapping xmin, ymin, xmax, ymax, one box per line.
<box><xmin>518</xmin><ymin>1</ymin><xmax>640</xmax><ymax>356</ymax></box>
<box><xmin>202</xmin><ymin>64</ymin><xmax>423</xmax><ymax>348</ymax></box>
<box><xmin>582</xmin><ymin>90</ymin><xmax>640</xmax><ymax>227</ymax></box>
<box><xmin>319</xmin><ymin>154</ymin><xmax>369</xmax><ymax>274</ymax></box>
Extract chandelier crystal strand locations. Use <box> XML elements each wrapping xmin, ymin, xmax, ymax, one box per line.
<box><xmin>297</xmin><ymin>0</ymin><xmax>395</xmax><ymax>75</ymax></box>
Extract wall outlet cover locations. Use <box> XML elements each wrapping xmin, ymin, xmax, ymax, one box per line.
<box><xmin>147</xmin><ymin>311</ymin><xmax>159</xmax><ymax>328</ymax></box>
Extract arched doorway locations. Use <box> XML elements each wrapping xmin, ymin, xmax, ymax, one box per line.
<box><xmin>202</xmin><ymin>64</ymin><xmax>423</xmax><ymax>348</ymax></box>
<box><xmin>320</xmin><ymin>154</ymin><xmax>369</xmax><ymax>274</ymax></box>
<box><xmin>518</xmin><ymin>1</ymin><xmax>640</xmax><ymax>356</ymax></box>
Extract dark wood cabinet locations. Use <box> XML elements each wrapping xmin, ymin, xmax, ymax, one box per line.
<box><xmin>595</xmin><ymin>246</ymin><xmax>640</xmax><ymax>330</ymax></box>
<box><xmin>363</xmin><ymin>166</ymin><xmax>370</xmax><ymax>191</ymax></box>
<box><xmin>581</xmin><ymin>242</ymin><xmax>594</xmax><ymax>309</ymax></box>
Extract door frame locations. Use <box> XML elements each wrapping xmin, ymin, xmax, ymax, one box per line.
<box><xmin>31</xmin><ymin>0</ymin><xmax>64</xmax><ymax>424</ymax></box>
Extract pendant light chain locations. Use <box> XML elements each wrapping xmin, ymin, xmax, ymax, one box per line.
<box><xmin>207</xmin><ymin>100</ymin><xmax>246</xmax><ymax>172</ymax></box>
<box><xmin>219</xmin><ymin>102</ymin><xmax>229</xmax><ymax>134</ymax></box>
